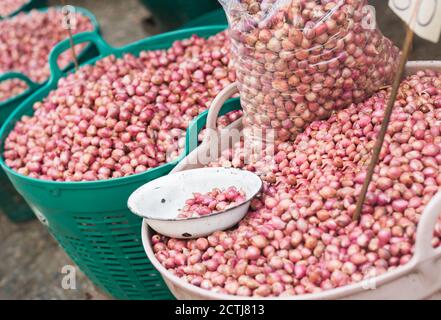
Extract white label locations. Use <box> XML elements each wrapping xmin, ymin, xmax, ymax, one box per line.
<box><xmin>389</xmin><ymin>0</ymin><xmax>441</xmax><ymax>43</ymax></box>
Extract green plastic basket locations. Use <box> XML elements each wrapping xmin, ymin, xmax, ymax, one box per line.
<box><xmin>139</xmin><ymin>0</ymin><xmax>221</xmax><ymax>31</ymax></box>
<box><xmin>0</xmin><ymin>0</ymin><xmax>47</xmax><ymax>19</ymax></box>
<box><xmin>0</xmin><ymin>72</ymin><xmax>38</xmax><ymax>222</ymax></box>
<box><xmin>0</xmin><ymin>6</ymin><xmax>100</xmax><ymax>223</ymax></box>
<box><xmin>0</xmin><ymin>6</ymin><xmax>100</xmax><ymax>118</ymax></box>
<box><xmin>0</xmin><ymin>72</ymin><xmax>39</xmax><ymax>124</ymax></box>
<box><xmin>0</xmin><ymin>26</ymin><xmax>227</xmax><ymax>299</ymax></box>
<box><xmin>183</xmin><ymin>8</ymin><xmax>227</xmax><ymax>29</ymax></box>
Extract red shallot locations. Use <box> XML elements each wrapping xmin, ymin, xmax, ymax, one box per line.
<box><xmin>221</xmin><ymin>0</ymin><xmax>400</xmax><ymax>143</ymax></box>
<box><xmin>178</xmin><ymin>187</ymin><xmax>247</xmax><ymax>218</ymax></box>
<box><xmin>153</xmin><ymin>70</ymin><xmax>441</xmax><ymax>297</ymax></box>
<box><xmin>3</xmin><ymin>32</ymin><xmax>238</xmax><ymax>181</ymax></box>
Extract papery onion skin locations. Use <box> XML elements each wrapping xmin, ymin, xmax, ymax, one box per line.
<box><xmin>226</xmin><ymin>0</ymin><xmax>400</xmax><ymax>144</ymax></box>
<box><xmin>3</xmin><ymin>32</ymin><xmax>240</xmax><ymax>181</ymax></box>
<box><xmin>153</xmin><ymin>70</ymin><xmax>441</xmax><ymax>297</ymax></box>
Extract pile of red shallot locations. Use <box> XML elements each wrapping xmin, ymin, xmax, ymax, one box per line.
<box><xmin>0</xmin><ymin>8</ymin><xmax>94</xmax><ymax>101</ymax></box>
<box><xmin>152</xmin><ymin>70</ymin><xmax>441</xmax><ymax>297</ymax></box>
<box><xmin>3</xmin><ymin>32</ymin><xmax>239</xmax><ymax>181</ymax></box>
<box><xmin>222</xmin><ymin>0</ymin><xmax>400</xmax><ymax>143</ymax></box>
<box><xmin>0</xmin><ymin>0</ymin><xmax>28</xmax><ymax>17</ymax></box>
<box><xmin>0</xmin><ymin>78</ymin><xmax>28</xmax><ymax>103</ymax></box>
<box><xmin>178</xmin><ymin>187</ymin><xmax>247</xmax><ymax>219</ymax></box>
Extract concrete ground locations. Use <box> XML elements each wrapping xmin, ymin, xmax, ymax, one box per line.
<box><xmin>0</xmin><ymin>0</ymin><xmax>440</xmax><ymax>300</ymax></box>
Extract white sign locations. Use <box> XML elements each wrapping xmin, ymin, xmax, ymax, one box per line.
<box><xmin>61</xmin><ymin>5</ymin><xmax>78</xmax><ymax>30</ymax></box>
<box><xmin>389</xmin><ymin>0</ymin><xmax>441</xmax><ymax>43</ymax></box>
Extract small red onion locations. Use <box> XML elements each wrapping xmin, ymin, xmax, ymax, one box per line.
<box><xmin>153</xmin><ymin>70</ymin><xmax>441</xmax><ymax>298</ymax></box>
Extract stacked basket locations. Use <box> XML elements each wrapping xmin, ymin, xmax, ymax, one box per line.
<box><xmin>0</xmin><ymin>26</ymin><xmax>228</xmax><ymax>299</ymax></box>
<box><xmin>0</xmin><ymin>7</ymin><xmax>100</xmax><ymax>222</ymax></box>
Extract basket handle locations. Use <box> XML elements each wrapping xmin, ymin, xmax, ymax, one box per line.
<box><xmin>184</xmin><ymin>82</ymin><xmax>241</xmax><ymax>154</ymax></box>
<box><xmin>48</xmin><ymin>31</ymin><xmax>114</xmax><ymax>83</ymax></box>
<box><xmin>414</xmin><ymin>190</ymin><xmax>441</xmax><ymax>262</ymax></box>
<box><xmin>205</xmin><ymin>82</ymin><xmax>239</xmax><ymax>133</ymax></box>
<box><xmin>0</xmin><ymin>72</ymin><xmax>38</xmax><ymax>90</ymax></box>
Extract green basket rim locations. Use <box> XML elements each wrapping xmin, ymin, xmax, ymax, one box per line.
<box><xmin>0</xmin><ymin>72</ymin><xmax>38</xmax><ymax>109</ymax></box>
<box><xmin>0</xmin><ymin>5</ymin><xmax>100</xmax><ymax>107</ymax></box>
<box><xmin>0</xmin><ymin>25</ymin><xmax>228</xmax><ymax>190</ymax></box>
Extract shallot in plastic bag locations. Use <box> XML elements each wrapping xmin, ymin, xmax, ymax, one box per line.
<box><xmin>220</xmin><ymin>0</ymin><xmax>401</xmax><ymax>144</ymax></box>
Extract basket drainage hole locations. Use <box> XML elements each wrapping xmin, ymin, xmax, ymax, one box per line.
<box><xmin>161</xmin><ymin>198</ymin><xmax>166</xmax><ymax>203</ymax></box>
<box><xmin>182</xmin><ymin>233</ymin><xmax>192</xmax><ymax>237</ymax></box>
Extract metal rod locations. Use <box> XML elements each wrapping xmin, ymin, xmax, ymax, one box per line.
<box><xmin>61</xmin><ymin>1</ymin><xmax>78</xmax><ymax>70</ymax></box>
<box><xmin>352</xmin><ymin>25</ymin><xmax>414</xmax><ymax>221</ymax></box>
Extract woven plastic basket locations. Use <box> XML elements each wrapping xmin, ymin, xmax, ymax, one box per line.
<box><xmin>0</xmin><ymin>6</ymin><xmax>100</xmax><ymax>223</ymax></box>
<box><xmin>0</xmin><ymin>26</ymin><xmax>227</xmax><ymax>299</ymax></box>
<box><xmin>142</xmin><ymin>62</ymin><xmax>441</xmax><ymax>300</ymax></box>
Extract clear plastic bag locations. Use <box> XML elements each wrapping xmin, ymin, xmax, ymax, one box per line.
<box><xmin>220</xmin><ymin>0</ymin><xmax>401</xmax><ymax>144</ymax></box>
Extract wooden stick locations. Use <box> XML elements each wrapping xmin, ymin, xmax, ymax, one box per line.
<box><xmin>61</xmin><ymin>1</ymin><xmax>78</xmax><ymax>70</ymax></box>
<box><xmin>352</xmin><ymin>25</ymin><xmax>415</xmax><ymax>221</ymax></box>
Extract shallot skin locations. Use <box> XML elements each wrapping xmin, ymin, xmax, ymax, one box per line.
<box><xmin>0</xmin><ymin>9</ymin><xmax>94</xmax><ymax>83</ymax></box>
<box><xmin>0</xmin><ymin>0</ymin><xmax>29</xmax><ymax>17</ymax></box>
<box><xmin>153</xmin><ymin>70</ymin><xmax>441</xmax><ymax>298</ymax></box>
<box><xmin>178</xmin><ymin>187</ymin><xmax>246</xmax><ymax>219</ymax></box>
<box><xmin>3</xmin><ymin>32</ymin><xmax>239</xmax><ymax>181</ymax></box>
<box><xmin>224</xmin><ymin>0</ymin><xmax>400</xmax><ymax>143</ymax></box>
<box><xmin>0</xmin><ymin>9</ymin><xmax>94</xmax><ymax>102</ymax></box>
<box><xmin>0</xmin><ymin>79</ymin><xmax>28</xmax><ymax>103</ymax></box>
